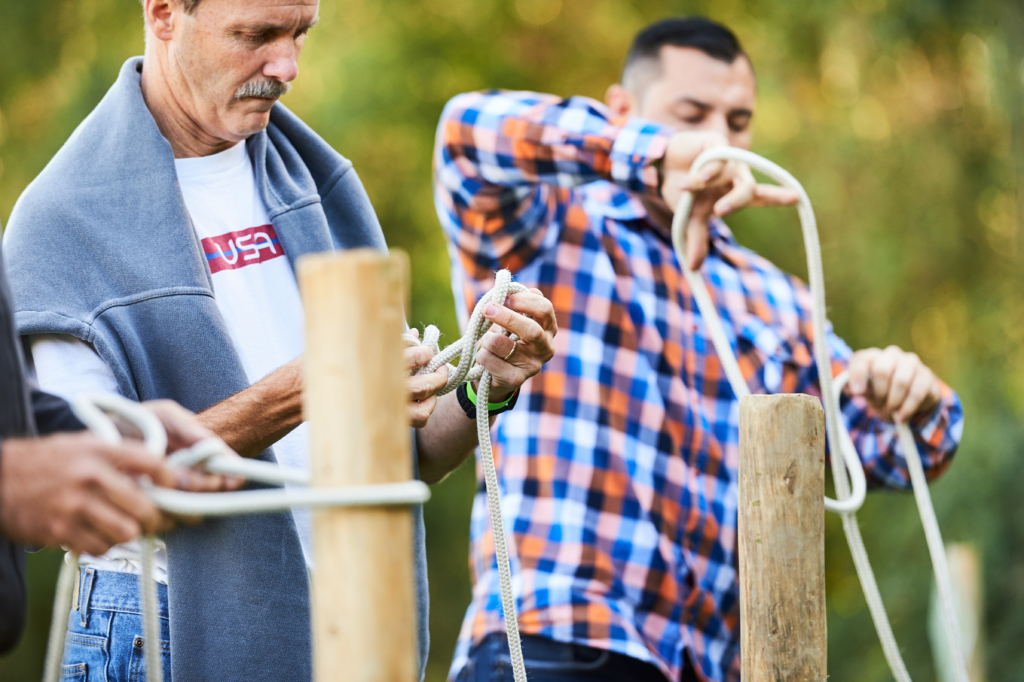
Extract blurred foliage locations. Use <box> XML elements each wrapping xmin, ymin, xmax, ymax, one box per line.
<box><xmin>2</xmin><ymin>0</ymin><xmax>1023</xmax><ymax>680</ymax></box>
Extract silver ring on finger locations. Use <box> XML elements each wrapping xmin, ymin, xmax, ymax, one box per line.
<box><xmin>503</xmin><ymin>341</ymin><xmax>517</xmax><ymax>362</ymax></box>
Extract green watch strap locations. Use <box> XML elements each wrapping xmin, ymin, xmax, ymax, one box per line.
<box><xmin>466</xmin><ymin>381</ymin><xmax>517</xmax><ymax>410</ymax></box>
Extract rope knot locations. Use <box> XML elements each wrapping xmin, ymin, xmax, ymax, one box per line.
<box><xmin>404</xmin><ymin>269</ymin><xmax>528</xmax><ymax>395</ymax></box>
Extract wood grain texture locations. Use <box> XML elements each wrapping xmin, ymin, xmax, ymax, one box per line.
<box><xmin>739</xmin><ymin>394</ymin><xmax>826</xmax><ymax>681</ymax></box>
<box><xmin>299</xmin><ymin>250</ymin><xmax>416</xmax><ymax>682</ymax></box>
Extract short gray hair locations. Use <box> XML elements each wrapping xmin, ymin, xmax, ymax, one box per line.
<box><xmin>140</xmin><ymin>0</ymin><xmax>203</xmax><ymax>15</ymax></box>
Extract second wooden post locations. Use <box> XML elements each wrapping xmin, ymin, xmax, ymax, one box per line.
<box><xmin>739</xmin><ymin>394</ymin><xmax>827</xmax><ymax>680</ymax></box>
<box><xmin>300</xmin><ymin>250</ymin><xmax>417</xmax><ymax>682</ymax></box>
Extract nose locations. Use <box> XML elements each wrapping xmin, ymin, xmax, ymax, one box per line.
<box><xmin>703</xmin><ymin>114</ymin><xmax>731</xmax><ymax>141</ymax></box>
<box><xmin>263</xmin><ymin>39</ymin><xmax>300</xmax><ymax>84</ymax></box>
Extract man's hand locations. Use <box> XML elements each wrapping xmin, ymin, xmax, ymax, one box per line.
<box><xmin>0</xmin><ymin>433</ymin><xmax>182</xmax><ymax>555</ymax></box>
<box><xmin>660</xmin><ymin>131</ymin><xmax>799</xmax><ymax>270</ymax></box>
<box><xmin>476</xmin><ymin>288</ymin><xmax>558</xmax><ymax>401</ymax></box>
<box><xmin>847</xmin><ymin>346</ymin><xmax>942</xmax><ymax>423</ymax></box>
<box><xmin>144</xmin><ymin>400</ymin><xmax>244</xmax><ymax>492</ymax></box>
<box><xmin>405</xmin><ymin>329</ymin><xmax>449</xmax><ymax>429</ymax></box>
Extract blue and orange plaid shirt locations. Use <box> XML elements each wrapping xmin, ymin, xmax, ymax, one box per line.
<box><xmin>433</xmin><ymin>90</ymin><xmax>963</xmax><ymax>682</ymax></box>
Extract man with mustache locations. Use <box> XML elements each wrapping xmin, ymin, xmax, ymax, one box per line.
<box><xmin>2</xmin><ymin>0</ymin><xmax>557</xmax><ymax>680</ymax></box>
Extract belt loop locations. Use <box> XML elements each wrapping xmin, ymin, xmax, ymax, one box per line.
<box><xmin>79</xmin><ymin>568</ymin><xmax>96</xmax><ymax>628</ymax></box>
<box><xmin>71</xmin><ymin>567</ymin><xmax>81</xmax><ymax>612</ymax></box>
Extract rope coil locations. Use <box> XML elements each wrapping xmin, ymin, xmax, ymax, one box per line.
<box><xmin>406</xmin><ymin>268</ymin><xmax>531</xmax><ymax>682</ymax></box>
<box><xmin>672</xmin><ymin>146</ymin><xmax>969</xmax><ymax>682</ymax></box>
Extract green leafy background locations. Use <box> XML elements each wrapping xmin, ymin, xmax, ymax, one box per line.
<box><xmin>1</xmin><ymin>0</ymin><xmax>1022</xmax><ymax>680</ymax></box>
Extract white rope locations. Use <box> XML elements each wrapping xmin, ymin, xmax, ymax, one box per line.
<box><xmin>44</xmin><ymin>271</ymin><xmax>530</xmax><ymax>682</ymax></box>
<box><xmin>41</xmin><ymin>549</ymin><xmax>78</xmax><ymax>682</ymax></box>
<box><xmin>671</xmin><ymin>147</ymin><xmax>968</xmax><ymax>682</ymax></box>
<box><xmin>407</xmin><ymin>269</ymin><xmax>530</xmax><ymax>682</ymax></box>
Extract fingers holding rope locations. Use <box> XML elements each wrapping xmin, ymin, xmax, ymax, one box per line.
<box><xmin>477</xmin><ymin>287</ymin><xmax>557</xmax><ymax>400</ymax></box>
<box><xmin>847</xmin><ymin>346</ymin><xmax>942</xmax><ymax>423</ymax></box>
<box><xmin>408</xmin><ymin>365</ymin><xmax>449</xmax><ymax>428</ymax></box>
<box><xmin>661</xmin><ymin>131</ymin><xmax>802</xmax><ymax>270</ymax></box>
<box><xmin>404</xmin><ymin>329</ymin><xmax>450</xmax><ymax>428</ymax></box>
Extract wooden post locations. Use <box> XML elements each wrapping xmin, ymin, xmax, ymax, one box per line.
<box><xmin>739</xmin><ymin>394</ymin><xmax>827</xmax><ymax>680</ymax></box>
<box><xmin>300</xmin><ymin>250</ymin><xmax>417</xmax><ymax>682</ymax></box>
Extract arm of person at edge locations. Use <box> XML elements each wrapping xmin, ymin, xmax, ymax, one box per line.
<box><xmin>0</xmin><ymin>396</ymin><xmax>240</xmax><ymax>557</ymax></box>
<box><xmin>796</xmin><ymin>326</ymin><xmax>963</xmax><ymax>488</ymax></box>
<box><xmin>432</xmin><ymin>89</ymin><xmax>797</xmax><ymax>277</ymax></box>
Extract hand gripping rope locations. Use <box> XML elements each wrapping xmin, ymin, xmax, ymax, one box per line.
<box><xmin>42</xmin><ymin>271</ymin><xmax>531</xmax><ymax>682</ymax></box>
<box><xmin>672</xmin><ymin>147</ymin><xmax>969</xmax><ymax>682</ymax></box>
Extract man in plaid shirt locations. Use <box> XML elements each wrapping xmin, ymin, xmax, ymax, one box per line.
<box><xmin>433</xmin><ymin>17</ymin><xmax>963</xmax><ymax>682</ymax></box>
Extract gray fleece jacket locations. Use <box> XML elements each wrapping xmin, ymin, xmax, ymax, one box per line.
<box><xmin>3</xmin><ymin>57</ymin><xmax>428</xmax><ymax>682</ymax></box>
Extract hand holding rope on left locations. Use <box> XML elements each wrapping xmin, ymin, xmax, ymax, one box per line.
<box><xmin>41</xmin><ymin>398</ymin><xmax>244</xmax><ymax>682</ymax></box>
<box><xmin>0</xmin><ymin>400</ymin><xmax>241</xmax><ymax>557</ymax></box>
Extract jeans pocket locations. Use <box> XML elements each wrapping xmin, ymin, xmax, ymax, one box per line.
<box><xmin>59</xmin><ymin>663</ymin><xmax>87</xmax><ymax>681</ymax></box>
<box><xmin>128</xmin><ymin>635</ymin><xmax>171</xmax><ymax>682</ymax></box>
<box><xmin>61</xmin><ymin>630</ymin><xmax>107</xmax><ymax>679</ymax></box>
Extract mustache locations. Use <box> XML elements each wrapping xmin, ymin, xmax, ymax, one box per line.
<box><xmin>234</xmin><ymin>79</ymin><xmax>291</xmax><ymax>100</ymax></box>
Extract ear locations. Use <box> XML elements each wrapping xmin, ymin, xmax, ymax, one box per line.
<box><xmin>605</xmin><ymin>84</ymin><xmax>637</xmax><ymax>118</ymax></box>
<box><xmin>143</xmin><ymin>0</ymin><xmax>176</xmax><ymax>41</ymax></box>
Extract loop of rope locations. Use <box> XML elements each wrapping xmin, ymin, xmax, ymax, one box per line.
<box><xmin>671</xmin><ymin>148</ymin><xmax>868</xmax><ymax>516</ymax></box>
<box><xmin>671</xmin><ymin>146</ymin><xmax>968</xmax><ymax>682</ymax></box>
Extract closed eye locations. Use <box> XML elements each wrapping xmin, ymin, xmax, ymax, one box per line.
<box><xmin>728</xmin><ymin>113</ymin><xmax>752</xmax><ymax>133</ymax></box>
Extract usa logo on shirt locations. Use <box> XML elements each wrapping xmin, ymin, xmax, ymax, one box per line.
<box><xmin>202</xmin><ymin>224</ymin><xmax>284</xmax><ymax>274</ymax></box>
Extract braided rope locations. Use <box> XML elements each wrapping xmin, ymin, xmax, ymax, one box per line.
<box><xmin>44</xmin><ymin>396</ymin><xmax>430</xmax><ymax>682</ymax></box>
<box><xmin>671</xmin><ymin>146</ymin><xmax>968</xmax><ymax>682</ymax></box>
<box><xmin>406</xmin><ymin>269</ymin><xmax>530</xmax><ymax>682</ymax></box>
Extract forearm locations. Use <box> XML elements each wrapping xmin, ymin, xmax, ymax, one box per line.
<box><xmin>415</xmin><ymin>392</ymin><xmax>489</xmax><ymax>484</ymax></box>
<box><xmin>198</xmin><ymin>362</ymin><xmax>303</xmax><ymax>459</ymax></box>
<box><xmin>439</xmin><ymin>90</ymin><xmax>671</xmax><ymax>195</ymax></box>
<box><xmin>436</xmin><ymin>91</ymin><xmax>672</xmax><ymax>273</ymax></box>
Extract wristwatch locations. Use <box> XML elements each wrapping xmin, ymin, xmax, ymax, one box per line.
<box><xmin>456</xmin><ymin>382</ymin><xmax>519</xmax><ymax>420</ymax></box>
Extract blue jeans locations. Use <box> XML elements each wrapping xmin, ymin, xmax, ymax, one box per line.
<box><xmin>60</xmin><ymin>568</ymin><xmax>171</xmax><ymax>682</ymax></box>
<box><xmin>458</xmin><ymin>633</ymin><xmax>675</xmax><ymax>682</ymax></box>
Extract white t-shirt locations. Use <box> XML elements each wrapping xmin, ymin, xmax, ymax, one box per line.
<box><xmin>30</xmin><ymin>141</ymin><xmax>314</xmax><ymax>580</ymax></box>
